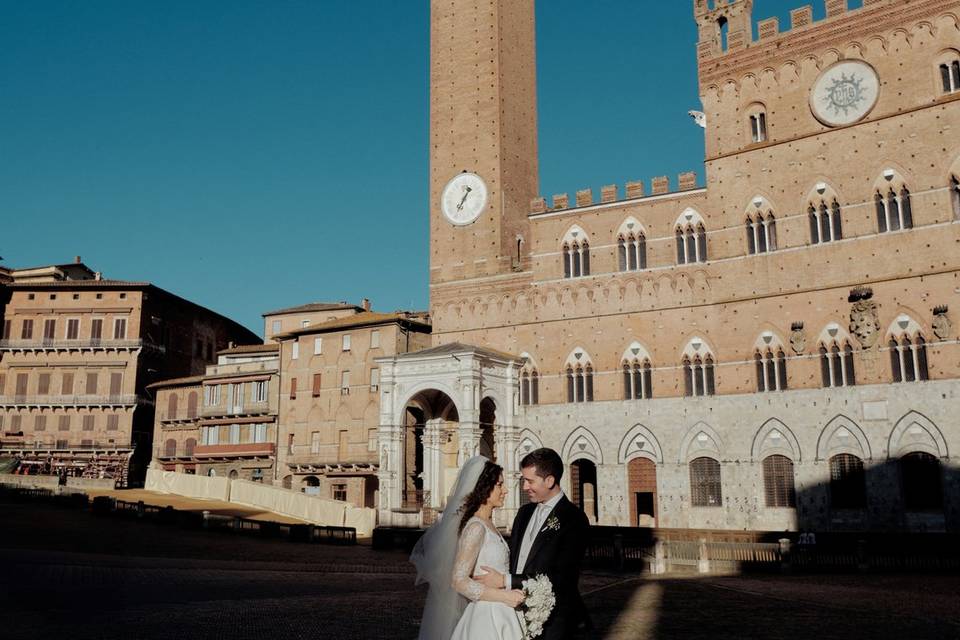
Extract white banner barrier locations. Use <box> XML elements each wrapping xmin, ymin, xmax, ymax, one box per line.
<box><xmin>0</xmin><ymin>473</ymin><xmax>60</xmax><ymax>490</ymax></box>
<box><xmin>230</xmin><ymin>479</ymin><xmax>379</xmax><ymax>534</ymax></box>
<box><xmin>145</xmin><ymin>468</ymin><xmax>231</xmax><ymax>502</ymax></box>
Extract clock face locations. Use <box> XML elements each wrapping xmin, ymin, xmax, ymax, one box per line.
<box><xmin>810</xmin><ymin>60</ymin><xmax>880</xmax><ymax>127</ymax></box>
<box><xmin>441</xmin><ymin>173</ymin><xmax>488</xmax><ymax>226</ymax></box>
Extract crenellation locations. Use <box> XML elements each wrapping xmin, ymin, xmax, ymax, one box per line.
<box><xmin>825</xmin><ymin>0</ymin><xmax>847</xmax><ymax>18</ymax></box>
<box><xmin>651</xmin><ymin>176</ymin><xmax>670</xmax><ymax>195</ymax></box>
<box><xmin>575</xmin><ymin>188</ymin><xmax>593</xmax><ymax>207</ymax></box>
<box><xmin>678</xmin><ymin>171</ymin><xmax>698</xmax><ymax>191</ymax></box>
<box><xmin>600</xmin><ymin>184</ymin><xmax>617</xmax><ymax>203</ymax></box>
<box><xmin>530</xmin><ymin>196</ymin><xmax>546</xmax><ymax>214</ymax></box>
<box><xmin>789</xmin><ymin>5</ymin><xmax>813</xmax><ymax>29</ymax></box>
<box><xmin>726</xmin><ymin>28</ymin><xmax>748</xmax><ymax>52</ymax></box>
<box><xmin>625</xmin><ymin>180</ymin><xmax>644</xmax><ymax>199</ymax></box>
<box><xmin>757</xmin><ymin>17</ymin><xmax>779</xmax><ymax>40</ymax></box>
<box><xmin>552</xmin><ymin>193</ymin><xmax>569</xmax><ymax>210</ymax></box>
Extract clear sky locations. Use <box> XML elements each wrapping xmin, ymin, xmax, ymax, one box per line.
<box><xmin>0</xmin><ymin>0</ymin><xmax>857</xmax><ymax>335</ymax></box>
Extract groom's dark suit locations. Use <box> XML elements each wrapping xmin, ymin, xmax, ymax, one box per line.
<box><xmin>509</xmin><ymin>495</ymin><xmax>590</xmax><ymax>640</ymax></box>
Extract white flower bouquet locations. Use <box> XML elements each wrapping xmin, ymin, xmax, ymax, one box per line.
<box><xmin>516</xmin><ymin>574</ymin><xmax>555</xmax><ymax>639</ymax></box>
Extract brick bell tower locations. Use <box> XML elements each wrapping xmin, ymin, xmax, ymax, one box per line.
<box><xmin>428</xmin><ymin>0</ymin><xmax>539</xmax><ymax>286</ymax></box>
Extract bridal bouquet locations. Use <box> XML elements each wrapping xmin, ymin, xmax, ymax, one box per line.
<box><xmin>516</xmin><ymin>574</ymin><xmax>555</xmax><ymax>639</ymax></box>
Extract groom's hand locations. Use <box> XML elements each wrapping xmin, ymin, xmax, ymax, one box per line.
<box><xmin>476</xmin><ymin>566</ymin><xmax>506</xmax><ymax>588</ymax></box>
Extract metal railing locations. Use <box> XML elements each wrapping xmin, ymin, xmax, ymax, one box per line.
<box><xmin>0</xmin><ymin>440</ymin><xmax>133</xmax><ymax>451</ymax></box>
<box><xmin>0</xmin><ymin>338</ymin><xmax>162</xmax><ymax>352</ymax></box>
<box><xmin>0</xmin><ymin>394</ymin><xmax>140</xmax><ymax>407</ymax></box>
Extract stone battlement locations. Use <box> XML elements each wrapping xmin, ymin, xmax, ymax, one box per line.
<box><xmin>529</xmin><ymin>172</ymin><xmax>700</xmax><ymax>214</ymax></box>
<box><xmin>695</xmin><ymin>0</ymin><xmax>895</xmax><ymax>62</ymax></box>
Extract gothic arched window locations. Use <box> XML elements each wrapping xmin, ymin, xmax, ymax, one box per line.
<box><xmin>755</xmin><ymin>347</ymin><xmax>787</xmax><ymax>392</ymax></box>
<box><xmin>829</xmin><ymin>453</ymin><xmax>866</xmax><ymax>509</ymax></box>
<box><xmin>819</xmin><ymin>339</ymin><xmax>856</xmax><ymax>387</ymax></box>
<box><xmin>622</xmin><ymin>358</ymin><xmax>653</xmax><ymax>400</ymax></box>
<box><xmin>809</xmin><ymin>198</ymin><xmax>842</xmax><ymax>244</ymax></box>
<box><xmin>951</xmin><ymin>175</ymin><xmax>960</xmax><ymax>220</ymax></box>
<box><xmin>939</xmin><ymin>54</ymin><xmax>960</xmax><ymax>94</ymax></box>
<box><xmin>746</xmin><ymin>212</ymin><xmax>777</xmax><ymax>255</ymax></box>
<box><xmin>763</xmin><ymin>455</ymin><xmax>796</xmax><ymax>508</ymax></box>
<box><xmin>617</xmin><ymin>232</ymin><xmax>647</xmax><ymax>272</ymax></box>
<box><xmin>690</xmin><ymin>457</ymin><xmax>722</xmax><ymax>507</ymax></box>
<box><xmin>875</xmin><ymin>177</ymin><xmax>914</xmax><ymax>232</ymax></box>
<box><xmin>889</xmin><ymin>324</ymin><xmax>929</xmax><ymax>383</ymax></box>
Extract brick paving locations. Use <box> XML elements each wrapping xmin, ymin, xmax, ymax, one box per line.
<box><xmin>2</xmin><ymin>499</ymin><xmax>959</xmax><ymax>639</ymax></box>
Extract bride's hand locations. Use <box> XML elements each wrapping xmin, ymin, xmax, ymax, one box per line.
<box><xmin>504</xmin><ymin>589</ymin><xmax>526</xmax><ymax>609</ymax></box>
<box><xmin>476</xmin><ymin>566</ymin><xmax>505</xmax><ymax>588</ymax></box>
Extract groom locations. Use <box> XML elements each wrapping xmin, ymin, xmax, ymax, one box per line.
<box><xmin>477</xmin><ymin>447</ymin><xmax>590</xmax><ymax>639</ymax></box>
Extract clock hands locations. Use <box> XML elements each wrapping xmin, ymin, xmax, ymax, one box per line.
<box><xmin>456</xmin><ymin>185</ymin><xmax>473</xmax><ymax>211</ymax></box>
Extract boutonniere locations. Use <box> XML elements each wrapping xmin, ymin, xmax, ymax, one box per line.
<box><xmin>541</xmin><ymin>515</ymin><xmax>560</xmax><ymax>533</ymax></box>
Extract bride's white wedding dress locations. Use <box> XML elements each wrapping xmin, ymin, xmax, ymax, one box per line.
<box><xmin>450</xmin><ymin>517</ymin><xmax>523</xmax><ymax>640</ymax></box>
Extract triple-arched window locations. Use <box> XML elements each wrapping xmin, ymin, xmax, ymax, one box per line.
<box><xmin>565</xmin><ymin>365</ymin><xmax>594</xmax><ymax>402</ymax></box>
<box><xmin>755</xmin><ymin>348</ymin><xmax>787</xmax><ymax>392</ymax></box>
<box><xmin>889</xmin><ymin>334</ymin><xmax>929</xmax><ymax>382</ymax></box>
<box><xmin>819</xmin><ymin>340</ymin><xmax>856</xmax><ymax>388</ymax></box>
<box><xmin>682</xmin><ymin>355</ymin><xmax>715</xmax><ymax>397</ymax></box>
<box><xmin>562</xmin><ymin>240</ymin><xmax>590</xmax><ymax>278</ymax></box>
<box><xmin>809</xmin><ymin>198</ymin><xmax>843</xmax><ymax>243</ymax></box>
<box><xmin>622</xmin><ymin>359</ymin><xmax>653</xmax><ymax>400</ymax></box>
<box><xmin>745</xmin><ymin>212</ymin><xmax>777</xmax><ymax>254</ymax></box>
<box><xmin>875</xmin><ymin>185</ymin><xmax>913</xmax><ymax>232</ymax></box>
<box><xmin>617</xmin><ymin>232</ymin><xmax>647</xmax><ymax>271</ymax></box>
<box><xmin>676</xmin><ymin>224</ymin><xmax>707</xmax><ymax>264</ymax></box>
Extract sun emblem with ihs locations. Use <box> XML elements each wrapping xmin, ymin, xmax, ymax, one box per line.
<box><xmin>823</xmin><ymin>73</ymin><xmax>867</xmax><ymax>117</ymax></box>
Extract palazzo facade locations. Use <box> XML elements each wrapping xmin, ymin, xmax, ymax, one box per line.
<box><xmin>378</xmin><ymin>0</ymin><xmax>960</xmax><ymax>533</ymax></box>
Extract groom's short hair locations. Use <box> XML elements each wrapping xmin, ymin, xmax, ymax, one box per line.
<box><xmin>520</xmin><ymin>448</ymin><xmax>563</xmax><ymax>483</ymax></box>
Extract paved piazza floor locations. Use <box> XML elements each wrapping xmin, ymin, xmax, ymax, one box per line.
<box><xmin>1</xmin><ymin>499</ymin><xmax>959</xmax><ymax>639</ymax></box>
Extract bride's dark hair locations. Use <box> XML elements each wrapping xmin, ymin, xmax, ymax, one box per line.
<box><xmin>457</xmin><ymin>460</ymin><xmax>503</xmax><ymax>533</ymax></box>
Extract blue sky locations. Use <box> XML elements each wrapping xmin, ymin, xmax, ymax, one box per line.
<box><xmin>0</xmin><ymin>0</ymin><xmax>853</xmax><ymax>335</ymax></box>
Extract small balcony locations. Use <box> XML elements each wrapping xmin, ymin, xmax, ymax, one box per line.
<box><xmin>0</xmin><ymin>338</ymin><xmax>163</xmax><ymax>354</ymax></box>
<box><xmin>2</xmin><ymin>440</ymin><xmax>133</xmax><ymax>453</ymax></box>
<box><xmin>193</xmin><ymin>442</ymin><xmax>276</xmax><ymax>459</ymax></box>
<box><xmin>200</xmin><ymin>400</ymin><xmax>271</xmax><ymax>419</ymax></box>
<box><xmin>0</xmin><ymin>394</ymin><xmax>141</xmax><ymax>409</ymax></box>
<box><xmin>284</xmin><ymin>443</ymin><xmax>377</xmax><ymax>468</ymax></box>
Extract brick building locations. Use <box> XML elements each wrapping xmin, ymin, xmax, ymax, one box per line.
<box><xmin>275</xmin><ymin>310</ymin><xmax>431</xmax><ymax>507</ymax></box>
<box><xmin>0</xmin><ymin>259</ymin><xmax>259</xmax><ymax>486</ymax></box>
<box><xmin>377</xmin><ymin>0</ymin><xmax>960</xmax><ymax>533</ymax></box>
<box><xmin>150</xmin><ymin>343</ymin><xmax>280</xmax><ymax>480</ymax></box>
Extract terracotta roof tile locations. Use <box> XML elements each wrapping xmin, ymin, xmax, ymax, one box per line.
<box><xmin>272</xmin><ymin>311</ymin><xmax>431</xmax><ymax>340</ymax></box>
<box><xmin>261</xmin><ymin>301</ymin><xmax>362</xmax><ymax>317</ymax></box>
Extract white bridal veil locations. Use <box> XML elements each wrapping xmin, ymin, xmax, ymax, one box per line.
<box><xmin>410</xmin><ymin>455</ymin><xmax>489</xmax><ymax>640</ymax></box>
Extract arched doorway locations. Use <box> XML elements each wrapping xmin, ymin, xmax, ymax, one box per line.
<box><xmin>479</xmin><ymin>397</ymin><xmax>496</xmax><ymax>462</ymax></box>
<box><xmin>402</xmin><ymin>389</ymin><xmax>459</xmax><ymax>510</ymax></box>
<box><xmin>900</xmin><ymin>452</ymin><xmax>943</xmax><ymax>511</ymax></box>
<box><xmin>228</xmin><ymin>470</ymin><xmax>239</xmax><ymax>480</ymax></box>
<box><xmin>570</xmin><ymin>459</ymin><xmax>598</xmax><ymax>524</ymax></box>
<box><xmin>627</xmin><ymin>457</ymin><xmax>657</xmax><ymax>527</ymax></box>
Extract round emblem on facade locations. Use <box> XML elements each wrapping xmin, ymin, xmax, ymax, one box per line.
<box><xmin>441</xmin><ymin>172</ymin><xmax>488</xmax><ymax>226</ymax></box>
<box><xmin>810</xmin><ymin>60</ymin><xmax>880</xmax><ymax>127</ymax></box>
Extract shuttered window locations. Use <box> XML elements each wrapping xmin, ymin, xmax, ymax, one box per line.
<box><xmin>762</xmin><ymin>455</ymin><xmax>796</xmax><ymax>508</ymax></box>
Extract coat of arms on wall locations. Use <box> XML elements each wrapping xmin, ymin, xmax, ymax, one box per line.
<box><xmin>789</xmin><ymin>321</ymin><xmax>806</xmax><ymax>355</ymax></box>
<box><xmin>933</xmin><ymin>305</ymin><xmax>951</xmax><ymax>340</ymax></box>
<box><xmin>849</xmin><ymin>287</ymin><xmax>880</xmax><ymax>348</ymax></box>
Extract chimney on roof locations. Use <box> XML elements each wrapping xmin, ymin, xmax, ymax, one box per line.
<box><xmin>228</xmin><ymin>341</ymin><xmax>235</xmax><ymax>349</ymax></box>
<box><xmin>361</xmin><ymin>298</ymin><xmax>371</xmax><ymax>311</ymax></box>
<box><xmin>74</xmin><ymin>255</ymin><xmax>82</xmax><ymax>264</ymax></box>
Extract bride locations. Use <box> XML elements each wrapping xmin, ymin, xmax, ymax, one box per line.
<box><xmin>411</xmin><ymin>456</ymin><xmax>525</xmax><ymax>639</ymax></box>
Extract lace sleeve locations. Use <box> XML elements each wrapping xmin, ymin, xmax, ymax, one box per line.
<box><xmin>452</xmin><ymin>520</ymin><xmax>486</xmax><ymax>602</ymax></box>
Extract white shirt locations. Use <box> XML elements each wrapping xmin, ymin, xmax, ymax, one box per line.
<box><xmin>510</xmin><ymin>490</ymin><xmax>564</xmax><ymax>585</ymax></box>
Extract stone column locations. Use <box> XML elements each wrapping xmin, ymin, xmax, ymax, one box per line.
<box><xmin>423</xmin><ymin>418</ymin><xmax>445</xmax><ymax>509</ymax></box>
